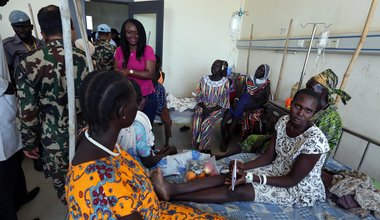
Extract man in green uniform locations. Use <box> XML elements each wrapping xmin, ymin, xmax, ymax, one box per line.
<box><xmin>93</xmin><ymin>23</ymin><xmax>116</xmax><ymax>70</ymax></box>
<box><xmin>15</xmin><ymin>5</ymin><xmax>90</xmax><ymax>204</ymax></box>
<box><xmin>3</xmin><ymin>10</ymin><xmax>45</xmax><ymax>172</ymax></box>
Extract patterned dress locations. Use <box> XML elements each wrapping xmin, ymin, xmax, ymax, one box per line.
<box><xmin>117</xmin><ymin>111</ymin><xmax>155</xmax><ymax>166</ymax></box>
<box><xmin>65</xmin><ymin>147</ymin><xmax>225</xmax><ymax>220</ymax></box>
<box><xmin>192</xmin><ymin>75</ymin><xmax>230</xmax><ymax>150</ymax></box>
<box><xmin>311</xmin><ymin>105</ymin><xmax>342</xmax><ymax>151</ymax></box>
<box><xmin>249</xmin><ymin>115</ymin><xmax>330</xmax><ymax>207</ymax></box>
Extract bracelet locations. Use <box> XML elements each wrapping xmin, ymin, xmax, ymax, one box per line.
<box><xmin>257</xmin><ymin>175</ymin><xmax>262</xmax><ymax>185</ymax></box>
<box><xmin>261</xmin><ymin>175</ymin><xmax>267</xmax><ymax>185</ymax></box>
<box><xmin>245</xmin><ymin>172</ymin><xmax>254</xmax><ymax>183</ymax></box>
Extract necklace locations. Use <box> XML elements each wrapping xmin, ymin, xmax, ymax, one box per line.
<box><xmin>23</xmin><ymin>39</ymin><xmax>36</xmax><ymax>51</ymax></box>
<box><xmin>85</xmin><ymin>130</ymin><xmax>120</xmax><ymax>156</ymax></box>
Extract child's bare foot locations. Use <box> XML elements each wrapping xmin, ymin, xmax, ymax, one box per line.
<box><xmin>151</xmin><ymin>168</ymin><xmax>171</xmax><ymax>201</ymax></box>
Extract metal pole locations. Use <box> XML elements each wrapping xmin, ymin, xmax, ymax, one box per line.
<box><xmin>28</xmin><ymin>4</ymin><xmax>39</xmax><ymax>39</ymax></box>
<box><xmin>297</xmin><ymin>24</ymin><xmax>318</xmax><ymax>90</ymax></box>
<box><xmin>73</xmin><ymin>0</ymin><xmax>94</xmax><ymax>72</ymax></box>
<box><xmin>59</xmin><ymin>0</ymin><xmax>76</xmax><ymax>163</ymax></box>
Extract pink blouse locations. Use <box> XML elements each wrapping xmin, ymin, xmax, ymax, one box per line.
<box><xmin>114</xmin><ymin>45</ymin><xmax>156</xmax><ymax>96</ymax></box>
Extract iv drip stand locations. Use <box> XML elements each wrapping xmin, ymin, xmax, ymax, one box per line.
<box><xmin>297</xmin><ymin>23</ymin><xmax>331</xmax><ymax>90</ymax></box>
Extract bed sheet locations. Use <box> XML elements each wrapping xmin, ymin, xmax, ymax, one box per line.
<box><xmin>154</xmin><ymin>109</ymin><xmax>194</xmax><ymax>124</ymax></box>
<box><xmin>167</xmin><ymin>153</ymin><xmax>376</xmax><ymax>220</ymax></box>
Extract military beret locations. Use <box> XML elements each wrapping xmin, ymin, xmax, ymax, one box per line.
<box><xmin>9</xmin><ymin>10</ymin><xmax>30</xmax><ymax>25</ymax></box>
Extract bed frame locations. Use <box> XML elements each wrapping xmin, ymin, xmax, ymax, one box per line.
<box><xmin>332</xmin><ymin>127</ymin><xmax>380</xmax><ymax>181</ymax></box>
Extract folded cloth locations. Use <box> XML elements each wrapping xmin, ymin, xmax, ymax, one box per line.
<box><xmin>166</xmin><ymin>93</ymin><xmax>197</xmax><ymax>112</ymax></box>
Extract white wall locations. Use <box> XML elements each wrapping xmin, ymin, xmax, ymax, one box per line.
<box><xmin>2</xmin><ymin>0</ymin><xmax>379</xmax><ymax>144</ymax></box>
<box><xmin>162</xmin><ymin>0</ymin><xmax>240</xmax><ymax>98</ymax></box>
<box><xmin>0</xmin><ymin>1</ymin><xmax>59</xmax><ymax>39</ymax></box>
<box><xmin>236</xmin><ymin>0</ymin><xmax>380</xmax><ymax>142</ymax></box>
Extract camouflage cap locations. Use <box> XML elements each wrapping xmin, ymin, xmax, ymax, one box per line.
<box><xmin>9</xmin><ymin>10</ymin><xmax>30</xmax><ymax>25</ymax></box>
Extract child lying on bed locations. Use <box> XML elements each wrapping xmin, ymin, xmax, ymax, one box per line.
<box><xmin>151</xmin><ymin>89</ymin><xmax>330</xmax><ymax>207</ymax></box>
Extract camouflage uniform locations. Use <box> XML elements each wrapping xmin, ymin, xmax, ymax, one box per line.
<box><xmin>15</xmin><ymin>39</ymin><xmax>89</xmax><ymax>204</ymax></box>
<box><xmin>93</xmin><ymin>39</ymin><xmax>116</xmax><ymax>70</ymax></box>
<box><xmin>3</xmin><ymin>34</ymin><xmax>45</xmax><ymax>77</ymax></box>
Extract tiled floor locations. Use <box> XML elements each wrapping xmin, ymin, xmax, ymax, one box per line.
<box><xmin>18</xmin><ymin>121</ymin><xmax>240</xmax><ymax>219</ymax></box>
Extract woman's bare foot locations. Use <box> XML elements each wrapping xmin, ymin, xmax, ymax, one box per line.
<box><xmin>151</xmin><ymin>168</ymin><xmax>171</xmax><ymax>201</ymax></box>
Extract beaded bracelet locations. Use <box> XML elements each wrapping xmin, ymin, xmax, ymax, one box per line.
<box><xmin>258</xmin><ymin>175</ymin><xmax>262</xmax><ymax>185</ymax></box>
<box><xmin>262</xmin><ymin>175</ymin><xmax>267</xmax><ymax>185</ymax></box>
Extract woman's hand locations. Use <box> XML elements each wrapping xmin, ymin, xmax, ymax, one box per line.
<box><xmin>201</xmin><ymin>108</ymin><xmax>210</xmax><ymax>119</ymax></box>
<box><xmin>228</xmin><ymin>160</ymin><xmax>245</xmax><ymax>174</ymax></box>
<box><xmin>232</xmin><ymin>98</ymin><xmax>239</xmax><ymax>110</ymax></box>
<box><xmin>225</xmin><ymin>168</ymin><xmax>247</xmax><ymax>190</ymax></box>
<box><xmin>158</xmin><ymin>146</ymin><xmax>177</xmax><ymax>156</ymax></box>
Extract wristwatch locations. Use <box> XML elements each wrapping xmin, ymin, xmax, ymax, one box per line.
<box><xmin>129</xmin><ymin>69</ymin><xmax>134</xmax><ymax>74</ymax></box>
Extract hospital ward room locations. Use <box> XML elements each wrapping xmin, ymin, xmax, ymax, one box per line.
<box><xmin>0</xmin><ymin>0</ymin><xmax>379</xmax><ymax>219</ymax></box>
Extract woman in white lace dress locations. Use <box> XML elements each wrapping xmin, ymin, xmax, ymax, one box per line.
<box><xmin>151</xmin><ymin>88</ymin><xmax>330</xmax><ymax>207</ymax></box>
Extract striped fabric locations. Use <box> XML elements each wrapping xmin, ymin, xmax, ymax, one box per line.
<box><xmin>195</xmin><ymin>76</ymin><xmax>230</xmax><ymax>109</ymax></box>
<box><xmin>192</xmin><ymin>76</ymin><xmax>230</xmax><ymax>150</ymax></box>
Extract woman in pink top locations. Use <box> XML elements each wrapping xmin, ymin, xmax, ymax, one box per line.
<box><xmin>114</xmin><ymin>18</ymin><xmax>157</xmax><ymax>123</ymax></box>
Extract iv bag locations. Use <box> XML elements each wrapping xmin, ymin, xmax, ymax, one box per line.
<box><xmin>230</xmin><ymin>15</ymin><xmax>241</xmax><ymax>39</ymax></box>
<box><xmin>317</xmin><ymin>31</ymin><xmax>329</xmax><ymax>55</ymax></box>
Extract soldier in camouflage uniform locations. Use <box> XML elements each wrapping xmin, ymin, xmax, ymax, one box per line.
<box><xmin>93</xmin><ymin>24</ymin><xmax>116</xmax><ymax>70</ymax></box>
<box><xmin>15</xmin><ymin>5</ymin><xmax>90</xmax><ymax>204</ymax></box>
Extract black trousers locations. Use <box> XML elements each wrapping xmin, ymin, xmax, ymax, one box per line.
<box><xmin>0</xmin><ymin>150</ymin><xmax>28</xmax><ymax>220</ymax></box>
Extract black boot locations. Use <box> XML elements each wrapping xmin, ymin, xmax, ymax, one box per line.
<box><xmin>33</xmin><ymin>159</ymin><xmax>43</xmax><ymax>172</ymax></box>
<box><xmin>17</xmin><ymin>187</ymin><xmax>40</xmax><ymax>210</ymax></box>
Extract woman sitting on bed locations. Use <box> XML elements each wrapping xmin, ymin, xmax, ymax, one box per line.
<box><xmin>219</xmin><ymin>68</ymin><xmax>351</xmax><ymax>159</ymax></box>
<box><xmin>66</xmin><ymin>70</ymin><xmax>225</xmax><ymax>219</ymax></box>
<box><xmin>152</xmin><ymin>88</ymin><xmax>330</xmax><ymax>207</ymax></box>
<box><xmin>192</xmin><ymin>59</ymin><xmax>230</xmax><ymax>153</ymax></box>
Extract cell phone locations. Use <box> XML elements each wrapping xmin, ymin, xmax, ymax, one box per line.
<box><xmin>231</xmin><ymin>159</ymin><xmax>237</xmax><ymax>191</ymax></box>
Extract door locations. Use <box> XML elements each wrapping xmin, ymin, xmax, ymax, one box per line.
<box><xmin>128</xmin><ymin>1</ymin><xmax>164</xmax><ymax>61</ymax></box>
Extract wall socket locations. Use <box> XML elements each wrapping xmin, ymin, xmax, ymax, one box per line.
<box><xmin>329</xmin><ymin>39</ymin><xmax>340</xmax><ymax>48</ymax></box>
<box><xmin>297</xmin><ymin>40</ymin><xmax>304</xmax><ymax>47</ymax></box>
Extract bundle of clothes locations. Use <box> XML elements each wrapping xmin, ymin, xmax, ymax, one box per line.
<box><xmin>327</xmin><ymin>170</ymin><xmax>380</xmax><ymax>218</ymax></box>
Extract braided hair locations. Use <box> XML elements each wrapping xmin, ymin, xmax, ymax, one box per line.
<box><xmin>120</xmin><ymin>18</ymin><xmax>147</xmax><ymax>69</ymax></box>
<box><xmin>79</xmin><ymin>70</ymin><xmax>135</xmax><ymax>132</ymax></box>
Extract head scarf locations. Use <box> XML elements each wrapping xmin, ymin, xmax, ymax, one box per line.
<box><xmin>246</xmin><ymin>64</ymin><xmax>270</xmax><ymax>95</ymax></box>
<box><xmin>311</xmin><ymin>69</ymin><xmax>351</xmax><ymax>105</ymax></box>
<box><xmin>253</xmin><ymin>64</ymin><xmax>270</xmax><ymax>86</ymax></box>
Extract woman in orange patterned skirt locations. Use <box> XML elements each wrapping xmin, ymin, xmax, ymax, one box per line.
<box><xmin>65</xmin><ymin>70</ymin><xmax>225</xmax><ymax>220</ymax></box>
